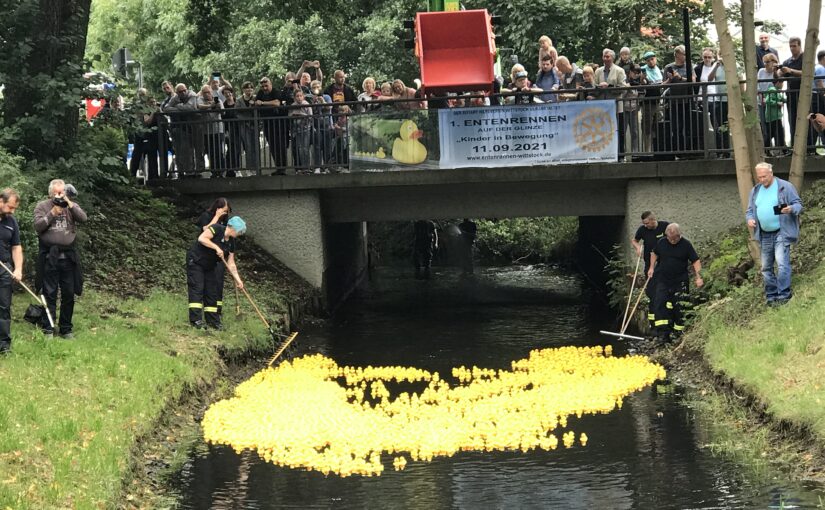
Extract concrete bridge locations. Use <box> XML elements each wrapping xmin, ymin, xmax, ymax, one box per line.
<box><xmin>166</xmin><ymin>157</ymin><xmax>818</xmax><ymax>308</ymax></box>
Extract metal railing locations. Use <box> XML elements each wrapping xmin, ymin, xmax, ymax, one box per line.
<box><xmin>128</xmin><ymin>82</ymin><xmax>825</xmax><ymax>181</ymax></box>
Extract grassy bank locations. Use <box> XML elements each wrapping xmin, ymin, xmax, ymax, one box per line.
<box><xmin>669</xmin><ymin>181</ymin><xmax>825</xmax><ymax>475</ymax></box>
<box><xmin>0</xmin><ymin>289</ymin><xmax>289</xmax><ymax>508</ymax></box>
<box><xmin>0</xmin><ymin>182</ymin><xmax>315</xmax><ymax>508</ymax></box>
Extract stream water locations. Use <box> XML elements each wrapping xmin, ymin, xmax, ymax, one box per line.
<box><xmin>171</xmin><ymin>265</ymin><xmax>824</xmax><ymax>509</ymax></box>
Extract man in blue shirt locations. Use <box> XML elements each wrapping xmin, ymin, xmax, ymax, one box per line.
<box><xmin>535</xmin><ymin>54</ymin><xmax>559</xmax><ymax>103</ymax></box>
<box><xmin>746</xmin><ymin>162</ymin><xmax>803</xmax><ymax>306</ymax></box>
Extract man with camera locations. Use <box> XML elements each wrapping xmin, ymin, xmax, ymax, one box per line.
<box><xmin>0</xmin><ymin>189</ymin><xmax>23</xmax><ymax>354</ymax></box>
<box><xmin>746</xmin><ymin>162</ymin><xmax>803</xmax><ymax>306</ymax></box>
<box><xmin>33</xmin><ymin>180</ymin><xmax>87</xmax><ymax>339</ymax></box>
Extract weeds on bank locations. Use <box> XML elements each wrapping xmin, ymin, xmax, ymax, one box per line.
<box><xmin>681</xmin><ymin>181</ymin><xmax>825</xmax><ymax>451</ymax></box>
<box><xmin>0</xmin><ymin>289</ymin><xmax>281</xmax><ymax>509</ymax></box>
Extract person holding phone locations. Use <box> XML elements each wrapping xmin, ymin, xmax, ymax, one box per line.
<box><xmin>746</xmin><ymin>162</ymin><xmax>803</xmax><ymax>306</ymax></box>
<box><xmin>33</xmin><ymin>180</ymin><xmax>87</xmax><ymax>339</ymax></box>
<box><xmin>209</xmin><ymin>72</ymin><xmax>231</xmax><ymax>103</ymax></box>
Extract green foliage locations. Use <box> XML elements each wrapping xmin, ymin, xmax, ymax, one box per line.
<box><xmin>0</xmin><ymin>148</ymin><xmax>45</xmax><ymax>265</ymax></box>
<box><xmin>466</xmin><ymin>0</ymin><xmax>714</xmax><ymax>76</ymax></box>
<box><xmin>84</xmin><ymin>0</ymin><xmax>422</xmax><ymax>91</ymax></box>
<box><xmin>0</xmin><ymin>0</ymin><xmax>93</xmax><ymax>159</ymax></box>
<box><xmin>605</xmin><ymin>244</ymin><xmax>634</xmax><ymax>310</ymax></box>
<box><xmin>475</xmin><ymin>217</ymin><xmax>578</xmax><ymax>263</ymax></box>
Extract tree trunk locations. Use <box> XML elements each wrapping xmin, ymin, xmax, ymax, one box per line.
<box><xmin>788</xmin><ymin>0</ymin><xmax>822</xmax><ymax>191</ymax></box>
<box><xmin>712</xmin><ymin>0</ymin><xmax>760</xmax><ymax>263</ymax></box>
<box><xmin>741</xmin><ymin>0</ymin><xmax>765</xmax><ymax>172</ymax></box>
<box><xmin>1</xmin><ymin>0</ymin><xmax>93</xmax><ymax>160</ymax></box>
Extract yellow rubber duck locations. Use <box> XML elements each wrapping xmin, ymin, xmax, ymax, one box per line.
<box><xmin>376</xmin><ymin>147</ymin><xmax>386</xmax><ymax>159</ymax></box>
<box><xmin>392</xmin><ymin>120</ymin><xmax>427</xmax><ymax>164</ymax></box>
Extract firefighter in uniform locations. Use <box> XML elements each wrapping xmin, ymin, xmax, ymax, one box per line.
<box><xmin>187</xmin><ymin>216</ymin><xmax>245</xmax><ymax>329</ymax></box>
<box><xmin>630</xmin><ymin>211</ymin><xmax>669</xmax><ymax>329</ymax></box>
<box><xmin>647</xmin><ymin>223</ymin><xmax>703</xmax><ymax>344</ymax></box>
<box><xmin>196</xmin><ymin>198</ymin><xmax>231</xmax><ymax>316</ymax></box>
<box><xmin>0</xmin><ymin>189</ymin><xmax>23</xmax><ymax>355</ymax></box>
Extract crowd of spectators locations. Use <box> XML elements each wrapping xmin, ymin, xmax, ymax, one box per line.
<box><xmin>125</xmin><ymin>35</ymin><xmax>825</xmax><ymax>180</ymax></box>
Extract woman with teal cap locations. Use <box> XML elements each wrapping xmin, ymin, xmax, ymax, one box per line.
<box><xmin>186</xmin><ymin>215</ymin><xmax>246</xmax><ymax>330</ymax></box>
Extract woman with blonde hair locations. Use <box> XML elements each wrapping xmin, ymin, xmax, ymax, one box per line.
<box><xmin>358</xmin><ymin>77</ymin><xmax>381</xmax><ymax>112</ymax></box>
<box><xmin>538</xmin><ymin>35</ymin><xmax>553</xmax><ymax>68</ymax></box>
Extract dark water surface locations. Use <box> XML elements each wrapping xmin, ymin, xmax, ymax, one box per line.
<box><xmin>172</xmin><ymin>265</ymin><xmax>823</xmax><ymax>509</ymax></box>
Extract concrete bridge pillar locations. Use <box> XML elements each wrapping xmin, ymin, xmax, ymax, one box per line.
<box><xmin>224</xmin><ymin>190</ymin><xmax>368</xmax><ymax>310</ymax></box>
<box><xmin>624</xmin><ymin>175</ymin><xmax>744</xmax><ymax>262</ymax></box>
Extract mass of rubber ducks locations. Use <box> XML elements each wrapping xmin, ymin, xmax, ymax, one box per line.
<box><xmin>354</xmin><ymin>147</ymin><xmax>387</xmax><ymax>159</ymax></box>
<box><xmin>202</xmin><ymin>345</ymin><xmax>665</xmax><ymax>477</ymax></box>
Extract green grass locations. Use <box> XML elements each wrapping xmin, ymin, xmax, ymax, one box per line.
<box><xmin>0</xmin><ymin>288</ymin><xmax>282</xmax><ymax>509</ymax></box>
<box><xmin>697</xmin><ymin>257</ymin><xmax>825</xmax><ymax>442</ymax></box>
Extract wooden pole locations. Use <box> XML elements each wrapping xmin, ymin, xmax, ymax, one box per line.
<box><xmin>0</xmin><ymin>260</ymin><xmax>54</xmax><ymax>328</ymax></box>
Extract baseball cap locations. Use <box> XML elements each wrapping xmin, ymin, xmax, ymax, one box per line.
<box><xmin>643</xmin><ymin>51</ymin><xmax>656</xmax><ymax>60</ymax></box>
<box><xmin>515</xmin><ymin>70</ymin><xmax>529</xmax><ymax>79</ymax></box>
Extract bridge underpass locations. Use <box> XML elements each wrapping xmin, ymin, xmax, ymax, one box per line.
<box><xmin>166</xmin><ymin>157</ymin><xmax>816</xmax><ymax>309</ymax></box>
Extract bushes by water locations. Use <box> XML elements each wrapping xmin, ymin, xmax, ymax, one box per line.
<box><xmin>369</xmin><ymin>217</ymin><xmax>578</xmax><ymax>266</ymax></box>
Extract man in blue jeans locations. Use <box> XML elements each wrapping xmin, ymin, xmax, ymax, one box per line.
<box><xmin>746</xmin><ymin>162</ymin><xmax>803</xmax><ymax>306</ymax></box>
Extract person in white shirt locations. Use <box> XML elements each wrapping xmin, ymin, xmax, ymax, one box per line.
<box><xmin>697</xmin><ymin>47</ymin><xmax>729</xmax><ymax>156</ymax></box>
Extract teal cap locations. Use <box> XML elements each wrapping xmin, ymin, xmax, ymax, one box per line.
<box><xmin>227</xmin><ymin>216</ymin><xmax>246</xmax><ymax>235</ymax></box>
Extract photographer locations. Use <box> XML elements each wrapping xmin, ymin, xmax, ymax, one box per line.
<box><xmin>33</xmin><ymin>180</ymin><xmax>87</xmax><ymax>339</ymax></box>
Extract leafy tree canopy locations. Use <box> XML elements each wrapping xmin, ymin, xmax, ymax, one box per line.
<box><xmin>83</xmin><ymin>0</ymin><xmax>731</xmax><ymax>95</ymax></box>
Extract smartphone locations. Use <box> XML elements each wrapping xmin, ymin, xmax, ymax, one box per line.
<box><xmin>212</xmin><ymin>72</ymin><xmax>221</xmax><ymax>80</ymax></box>
<box><xmin>773</xmin><ymin>204</ymin><xmax>788</xmax><ymax>215</ymax></box>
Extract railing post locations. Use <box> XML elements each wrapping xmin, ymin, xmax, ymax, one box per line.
<box><xmin>158</xmin><ymin>118</ymin><xmax>168</xmax><ymax>179</ymax></box>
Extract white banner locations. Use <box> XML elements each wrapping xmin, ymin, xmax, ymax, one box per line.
<box><xmin>438</xmin><ymin>101</ymin><xmax>618</xmax><ymax>168</ymax></box>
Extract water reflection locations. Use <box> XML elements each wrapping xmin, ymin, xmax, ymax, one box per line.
<box><xmin>172</xmin><ymin>265</ymin><xmax>823</xmax><ymax>509</ymax></box>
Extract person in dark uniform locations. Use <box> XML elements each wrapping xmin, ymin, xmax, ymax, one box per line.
<box><xmin>0</xmin><ymin>189</ymin><xmax>23</xmax><ymax>355</ymax></box>
<box><xmin>630</xmin><ymin>211</ymin><xmax>669</xmax><ymax>329</ymax></box>
<box><xmin>187</xmin><ymin>216</ymin><xmax>246</xmax><ymax>330</ymax></box>
<box><xmin>196</xmin><ymin>198</ymin><xmax>232</xmax><ymax>316</ymax></box>
<box><xmin>647</xmin><ymin>223</ymin><xmax>704</xmax><ymax>345</ymax></box>
<box><xmin>458</xmin><ymin>218</ymin><xmax>477</xmax><ymax>275</ymax></box>
<box><xmin>413</xmin><ymin>220</ymin><xmax>438</xmax><ymax>280</ymax></box>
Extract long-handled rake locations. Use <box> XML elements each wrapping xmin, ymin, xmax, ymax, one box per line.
<box><xmin>222</xmin><ymin>259</ymin><xmax>290</xmax><ymax>344</ymax></box>
<box><xmin>266</xmin><ymin>331</ymin><xmax>299</xmax><ymax>367</ymax></box>
<box><xmin>600</xmin><ymin>275</ymin><xmax>650</xmax><ymax>342</ymax></box>
<box><xmin>0</xmin><ymin>260</ymin><xmax>54</xmax><ymax>329</ymax></box>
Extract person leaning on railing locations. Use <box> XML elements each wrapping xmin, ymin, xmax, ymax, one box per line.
<box><xmin>696</xmin><ymin>48</ymin><xmax>730</xmax><ymax>157</ymax></box>
<box><xmin>309</xmin><ymin>80</ymin><xmax>334</xmax><ymax>173</ymax></box>
<box><xmin>580</xmin><ymin>66</ymin><xmax>597</xmax><ymax>100</ymax></box>
<box><xmin>624</xmin><ymin>65</ymin><xmax>644</xmax><ymax>154</ymax></box>
<box><xmin>640</xmin><ymin>51</ymin><xmax>663</xmax><ymax>153</ymax></box>
<box><xmin>289</xmin><ymin>89</ymin><xmax>314</xmax><ymax>173</ymax></box>
<box><xmin>196</xmin><ymin>85</ymin><xmax>226</xmax><ymax>178</ymax></box>
<box><xmin>162</xmin><ymin>84</ymin><xmax>200</xmax><ymax>177</ymax></box>
<box><xmin>357</xmin><ymin>77</ymin><xmax>381</xmax><ymax>113</ymax></box>
<box><xmin>503</xmin><ymin>70</ymin><xmax>543</xmax><ymax>104</ymax></box>
<box><xmin>555</xmin><ymin>57</ymin><xmax>584</xmax><ymax>102</ymax></box>
<box><xmin>758</xmin><ymin>54</ymin><xmax>787</xmax><ymax>153</ymax></box>
<box><xmin>810</xmin><ymin>50</ymin><xmax>825</xmax><ymax>148</ymax></box>
<box><xmin>391</xmin><ymin>79</ymin><xmax>424</xmax><ymax>110</ymax></box>
<box><xmin>662</xmin><ymin>45</ymin><xmax>698</xmax><ymax>153</ymax></box>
